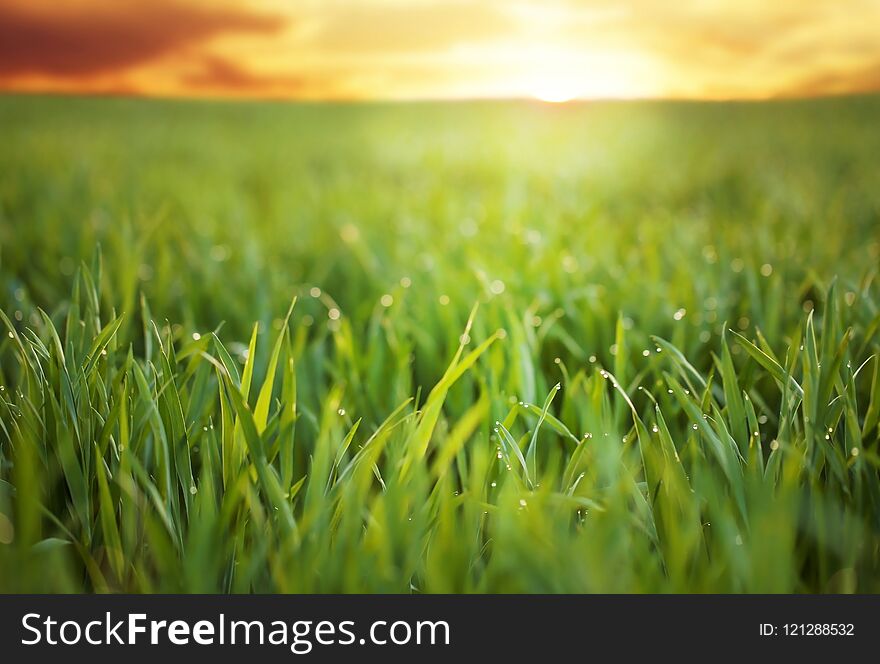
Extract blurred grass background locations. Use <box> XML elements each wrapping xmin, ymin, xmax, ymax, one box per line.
<box><xmin>0</xmin><ymin>94</ymin><xmax>879</xmax><ymax>592</ymax></box>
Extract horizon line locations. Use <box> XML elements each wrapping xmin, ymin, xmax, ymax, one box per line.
<box><xmin>2</xmin><ymin>88</ymin><xmax>879</xmax><ymax>106</ymax></box>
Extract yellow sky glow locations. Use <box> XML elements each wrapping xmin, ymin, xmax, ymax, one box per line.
<box><xmin>1</xmin><ymin>0</ymin><xmax>879</xmax><ymax>101</ymax></box>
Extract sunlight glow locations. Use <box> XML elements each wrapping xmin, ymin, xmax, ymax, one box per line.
<box><xmin>0</xmin><ymin>1</ymin><xmax>877</xmax><ymax>100</ymax></box>
<box><xmin>512</xmin><ymin>45</ymin><xmax>650</xmax><ymax>102</ymax></box>
<box><xmin>532</xmin><ymin>81</ymin><xmax>577</xmax><ymax>103</ymax></box>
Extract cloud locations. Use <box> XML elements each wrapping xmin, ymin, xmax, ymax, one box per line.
<box><xmin>784</xmin><ymin>59</ymin><xmax>880</xmax><ymax>97</ymax></box>
<box><xmin>542</xmin><ymin>1</ymin><xmax>880</xmax><ymax>97</ymax></box>
<box><xmin>552</xmin><ymin>3</ymin><xmax>816</xmax><ymax>61</ymax></box>
<box><xmin>303</xmin><ymin>1</ymin><xmax>518</xmax><ymax>54</ymax></box>
<box><xmin>181</xmin><ymin>55</ymin><xmax>308</xmax><ymax>96</ymax></box>
<box><xmin>0</xmin><ymin>1</ymin><xmax>285</xmax><ymax>78</ymax></box>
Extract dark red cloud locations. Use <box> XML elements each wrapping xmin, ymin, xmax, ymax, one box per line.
<box><xmin>0</xmin><ymin>1</ymin><xmax>284</xmax><ymax>78</ymax></box>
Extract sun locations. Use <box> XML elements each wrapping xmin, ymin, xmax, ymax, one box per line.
<box><xmin>520</xmin><ymin>51</ymin><xmax>646</xmax><ymax>102</ymax></box>
<box><xmin>525</xmin><ymin>68</ymin><xmax>582</xmax><ymax>104</ymax></box>
<box><xmin>533</xmin><ymin>85</ymin><xmax>577</xmax><ymax>103</ymax></box>
<box><xmin>529</xmin><ymin>73</ymin><xmax>580</xmax><ymax>103</ymax></box>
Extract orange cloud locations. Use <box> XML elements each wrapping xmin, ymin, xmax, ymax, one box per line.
<box><xmin>784</xmin><ymin>59</ymin><xmax>880</xmax><ymax>97</ymax></box>
<box><xmin>180</xmin><ymin>55</ymin><xmax>316</xmax><ymax>97</ymax></box>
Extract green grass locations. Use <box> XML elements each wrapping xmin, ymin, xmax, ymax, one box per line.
<box><xmin>1</xmin><ymin>93</ymin><xmax>879</xmax><ymax>592</ymax></box>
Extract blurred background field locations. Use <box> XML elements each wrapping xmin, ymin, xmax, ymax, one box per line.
<box><xmin>0</xmin><ymin>94</ymin><xmax>879</xmax><ymax>592</ymax></box>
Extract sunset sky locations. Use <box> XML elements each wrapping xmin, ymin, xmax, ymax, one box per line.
<box><xmin>1</xmin><ymin>0</ymin><xmax>879</xmax><ymax>101</ymax></box>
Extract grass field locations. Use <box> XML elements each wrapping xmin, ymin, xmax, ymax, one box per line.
<box><xmin>1</xmin><ymin>93</ymin><xmax>879</xmax><ymax>592</ymax></box>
